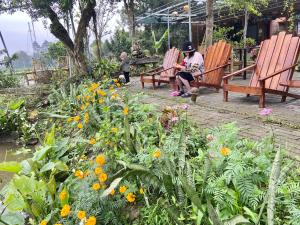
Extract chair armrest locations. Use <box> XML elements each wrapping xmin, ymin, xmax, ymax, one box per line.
<box><xmin>280</xmin><ymin>80</ymin><xmax>300</xmax><ymax>88</ymax></box>
<box><xmin>259</xmin><ymin>64</ymin><xmax>298</xmax><ymax>81</ymax></box>
<box><xmin>223</xmin><ymin>64</ymin><xmax>256</xmax><ymax>79</ymax></box>
<box><xmin>146</xmin><ymin>66</ymin><xmax>163</xmax><ymax>74</ymax></box>
<box><xmin>147</xmin><ymin>66</ymin><xmax>175</xmax><ymax>76</ymax></box>
<box><xmin>200</xmin><ymin>63</ymin><xmax>230</xmax><ymax>76</ymax></box>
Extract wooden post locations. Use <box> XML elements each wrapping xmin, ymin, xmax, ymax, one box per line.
<box><xmin>0</xmin><ymin>31</ymin><xmax>14</xmax><ymax>75</ymax></box>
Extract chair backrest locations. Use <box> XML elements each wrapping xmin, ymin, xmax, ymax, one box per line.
<box><xmin>160</xmin><ymin>47</ymin><xmax>180</xmax><ymax>78</ymax></box>
<box><xmin>249</xmin><ymin>31</ymin><xmax>300</xmax><ymax>92</ymax></box>
<box><xmin>203</xmin><ymin>40</ymin><xmax>232</xmax><ymax>85</ymax></box>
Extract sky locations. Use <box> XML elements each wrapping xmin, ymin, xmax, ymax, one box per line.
<box><xmin>0</xmin><ymin>7</ymin><xmax>121</xmax><ymax>55</ymax></box>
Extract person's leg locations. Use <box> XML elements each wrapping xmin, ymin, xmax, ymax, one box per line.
<box><xmin>124</xmin><ymin>72</ymin><xmax>130</xmax><ymax>83</ymax></box>
<box><xmin>176</xmin><ymin>76</ymin><xmax>184</xmax><ymax>92</ymax></box>
<box><xmin>179</xmin><ymin>76</ymin><xmax>192</xmax><ymax>93</ymax></box>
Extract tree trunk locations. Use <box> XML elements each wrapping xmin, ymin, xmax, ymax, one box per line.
<box><xmin>124</xmin><ymin>0</ymin><xmax>135</xmax><ymax>39</ymax></box>
<box><xmin>243</xmin><ymin>8</ymin><xmax>249</xmax><ymax>48</ymax></box>
<box><xmin>205</xmin><ymin>0</ymin><xmax>214</xmax><ymax>49</ymax></box>
<box><xmin>92</xmin><ymin>9</ymin><xmax>101</xmax><ymax>61</ymax></box>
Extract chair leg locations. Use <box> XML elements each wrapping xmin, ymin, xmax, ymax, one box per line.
<box><xmin>141</xmin><ymin>81</ymin><xmax>145</xmax><ymax>89</ymax></box>
<box><xmin>152</xmin><ymin>80</ymin><xmax>155</xmax><ymax>89</ymax></box>
<box><xmin>216</xmin><ymin>88</ymin><xmax>220</xmax><ymax>93</ymax></box>
<box><xmin>223</xmin><ymin>90</ymin><xmax>228</xmax><ymax>102</ymax></box>
<box><xmin>158</xmin><ymin>82</ymin><xmax>161</xmax><ymax>87</ymax></box>
<box><xmin>281</xmin><ymin>95</ymin><xmax>287</xmax><ymax>102</ymax></box>
<box><xmin>259</xmin><ymin>93</ymin><xmax>265</xmax><ymax>108</ymax></box>
<box><xmin>246</xmin><ymin>94</ymin><xmax>250</xmax><ymax>97</ymax></box>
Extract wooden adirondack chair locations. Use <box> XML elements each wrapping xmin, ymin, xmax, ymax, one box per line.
<box><xmin>223</xmin><ymin>32</ymin><xmax>300</xmax><ymax>108</ymax></box>
<box><xmin>140</xmin><ymin>47</ymin><xmax>180</xmax><ymax>89</ymax></box>
<box><xmin>191</xmin><ymin>40</ymin><xmax>232</xmax><ymax>91</ymax></box>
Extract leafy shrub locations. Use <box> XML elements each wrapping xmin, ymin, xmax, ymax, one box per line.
<box><xmin>0</xmin><ymin>71</ymin><xmax>20</xmax><ymax>88</ymax></box>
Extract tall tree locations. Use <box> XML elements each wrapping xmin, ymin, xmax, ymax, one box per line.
<box><xmin>222</xmin><ymin>0</ymin><xmax>269</xmax><ymax>47</ymax></box>
<box><xmin>0</xmin><ymin>0</ymin><xmax>96</xmax><ymax>74</ymax></box>
<box><xmin>205</xmin><ymin>0</ymin><xmax>214</xmax><ymax>48</ymax></box>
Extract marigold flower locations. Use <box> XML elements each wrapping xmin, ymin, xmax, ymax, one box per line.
<box><xmin>77</xmin><ymin>210</ymin><xmax>86</xmax><ymax>220</ymax></box>
<box><xmin>94</xmin><ymin>167</ymin><xmax>102</xmax><ymax>175</ymax></box>
<box><xmin>97</xmin><ymin>90</ymin><xmax>106</xmax><ymax>97</ymax></box>
<box><xmin>73</xmin><ymin>115</ymin><xmax>80</xmax><ymax>122</ymax></box>
<box><xmin>92</xmin><ymin>182</ymin><xmax>101</xmax><ymax>191</ymax></box>
<box><xmin>126</xmin><ymin>192</ymin><xmax>136</xmax><ymax>203</ymax></box>
<box><xmin>77</xmin><ymin>123</ymin><xmax>83</xmax><ymax>129</ymax></box>
<box><xmin>153</xmin><ymin>150</ymin><xmax>161</xmax><ymax>158</ymax></box>
<box><xmin>80</xmin><ymin>105</ymin><xmax>85</xmax><ymax>111</ymax></box>
<box><xmin>85</xmin><ymin>216</ymin><xmax>96</xmax><ymax>225</ymax></box>
<box><xmin>119</xmin><ymin>185</ymin><xmax>127</xmax><ymax>194</ymax></box>
<box><xmin>84</xmin><ymin>113</ymin><xmax>90</xmax><ymax>124</ymax></box>
<box><xmin>116</xmin><ymin>83</ymin><xmax>121</xmax><ymax>87</ymax></box>
<box><xmin>75</xmin><ymin>170</ymin><xmax>84</xmax><ymax>179</ymax></box>
<box><xmin>60</xmin><ymin>204</ymin><xmax>71</xmax><ymax>217</ymax></box>
<box><xmin>91</xmin><ymin>83</ymin><xmax>99</xmax><ymax>90</ymax></box>
<box><xmin>59</xmin><ymin>190</ymin><xmax>67</xmax><ymax>201</ymax></box>
<box><xmin>85</xmin><ymin>102</ymin><xmax>90</xmax><ymax>107</ymax></box>
<box><xmin>39</xmin><ymin>220</ymin><xmax>47</xmax><ymax>225</ymax></box>
<box><xmin>220</xmin><ymin>147</ymin><xmax>231</xmax><ymax>156</ymax></box>
<box><xmin>123</xmin><ymin>107</ymin><xmax>129</xmax><ymax>116</ymax></box>
<box><xmin>76</xmin><ymin>95</ymin><xmax>81</xmax><ymax>100</ymax></box>
<box><xmin>139</xmin><ymin>188</ymin><xmax>145</xmax><ymax>194</ymax></box>
<box><xmin>111</xmin><ymin>127</ymin><xmax>118</xmax><ymax>133</ymax></box>
<box><xmin>111</xmin><ymin>93</ymin><xmax>118</xmax><ymax>100</ymax></box>
<box><xmin>54</xmin><ymin>223</ymin><xmax>62</xmax><ymax>225</ymax></box>
<box><xmin>110</xmin><ymin>189</ymin><xmax>116</xmax><ymax>196</ymax></box>
<box><xmin>84</xmin><ymin>171</ymin><xmax>89</xmax><ymax>177</ymax></box>
<box><xmin>113</xmin><ymin>79</ymin><xmax>118</xmax><ymax>83</ymax></box>
<box><xmin>98</xmin><ymin>99</ymin><xmax>104</xmax><ymax>104</ymax></box>
<box><xmin>89</xmin><ymin>138</ymin><xmax>96</xmax><ymax>145</ymax></box>
<box><xmin>95</xmin><ymin>154</ymin><xmax>105</xmax><ymax>166</ymax></box>
<box><xmin>67</xmin><ymin>117</ymin><xmax>73</xmax><ymax>123</ymax></box>
<box><xmin>99</xmin><ymin>172</ymin><xmax>108</xmax><ymax>182</ymax></box>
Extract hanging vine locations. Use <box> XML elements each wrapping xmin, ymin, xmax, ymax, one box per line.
<box><xmin>283</xmin><ymin>0</ymin><xmax>296</xmax><ymax>33</ymax></box>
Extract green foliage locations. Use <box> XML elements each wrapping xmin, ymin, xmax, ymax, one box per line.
<box><xmin>220</xmin><ymin>0</ymin><xmax>269</xmax><ymax>16</ymax></box>
<box><xmin>0</xmin><ymin>70</ymin><xmax>20</xmax><ymax>88</ymax></box>
<box><xmin>93</xmin><ymin>58</ymin><xmax>118</xmax><ymax>78</ymax></box>
<box><xmin>152</xmin><ymin>29</ymin><xmax>169</xmax><ymax>54</ymax></box>
<box><xmin>103</xmin><ymin>29</ymin><xmax>132</xmax><ymax>57</ymax></box>
<box><xmin>213</xmin><ymin>26</ymin><xmax>234</xmax><ymax>43</ymax></box>
<box><xmin>43</xmin><ymin>41</ymin><xmax>67</xmax><ymax>65</ymax></box>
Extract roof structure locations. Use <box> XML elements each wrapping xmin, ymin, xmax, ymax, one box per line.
<box><xmin>136</xmin><ymin>0</ymin><xmax>300</xmax><ymax>25</ymax></box>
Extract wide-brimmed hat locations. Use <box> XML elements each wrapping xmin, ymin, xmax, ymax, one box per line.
<box><xmin>182</xmin><ymin>41</ymin><xmax>195</xmax><ymax>53</ymax></box>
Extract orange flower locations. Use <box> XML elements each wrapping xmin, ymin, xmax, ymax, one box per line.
<box><xmin>77</xmin><ymin>123</ymin><xmax>83</xmax><ymax>129</ymax></box>
<box><xmin>94</xmin><ymin>167</ymin><xmax>102</xmax><ymax>175</ymax></box>
<box><xmin>119</xmin><ymin>185</ymin><xmax>127</xmax><ymax>194</ymax></box>
<box><xmin>73</xmin><ymin>115</ymin><xmax>80</xmax><ymax>122</ymax></box>
<box><xmin>59</xmin><ymin>190</ymin><xmax>67</xmax><ymax>201</ymax></box>
<box><xmin>110</xmin><ymin>189</ymin><xmax>116</xmax><ymax>196</ymax></box>
<box><xmin>98</xmin><ymin>173</ymin><xmax>108</xmax><ymax>183</ymax></box>
<box><xmin>77</xmin><ymin>210</ymin><xmax>86</xmax><ymax>220</ymax></box>
<box><xmin>126</xmin><ymin>192</ymin><xmax>136</xmax><ymax>203</ymax></box>
<box><xmin>95</xmin><ymin>154</ymin><xmax>105</xmax><ymax>166</ymax></box>
<box><xmin>39</xmin><ymin>220</ymin><xmax>47</xmax><ymax>225</ymax></box>
<box><xmin>153</xmin><ymin>150</ymin><xmax>161</xmax><ymax>158</ymax></box>
<box><xmin>220</xmin><ymin>147</ymin><xmax>231</xmax><ymax>156</ymax></box>
<box><xmin>75</xmin><ymin>170</ymin><xmax>84</xmax><ymax>179</ymax></box>
<box><xmin>123</xmin><ymin>107</ymin><xmax>129</xmax><ymax>115</ymax></box>
<box><xmin>92</xmin><ymin>182</ymin><xmax>101</xmax><ymax>191</ymax></box>
<box><xmin>89</xmin><ymin>138</ymin><xmax>96</xmax><ymax>145</ymax></box>
<box><xmin>85</xmin><ymin>216</ymin><xmax>96</xmax><ymax>225</ymax></box>
<box><xmin>60</xmin><ymin>204</ymin><xmax>71</xmax><ymax>217</ymax></box>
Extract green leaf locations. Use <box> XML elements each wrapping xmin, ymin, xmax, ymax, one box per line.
<box><xmin>44</xmin><ymin>125</ymin><xmax>56</xmax><ymax>146</ymax></box>
<box><xmin>8</xmin><ymin>100</ymin><xmax>24</xmax><ymax>110</ymax></box>
<box><xmin>180</xmin><ymin>176</ymin><xmax>203</xmax><ymax>211</ymax></box>
<box><xmin>33</xmin><ymin>146</ymin><xmax>52</xmax><ymax>161</ymax></box>
<box><xmin>0</xmin><ymin>212</ymin><xmax>25</xmax><ymax>225</ymax></box>
<box><xmin>224</xmin><ymin>215</ymin><xmax>251</xmax><ymax>225</ymax></box>
<box><xmin>0</xmin><ymin>162</ymin><xmax>22</xmax><ymax>173</ymax></box>
<box><xmin>40</xmin><ymin>162</ymin><xmax>56</xmax><ymax>173</ymax></box>
<box><xmin>207</xmin><ymin>200</ymin><xmax>223</xmax><ymax>225</ymax></box>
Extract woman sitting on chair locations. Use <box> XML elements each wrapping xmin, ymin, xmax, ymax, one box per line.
<box><xmin>174</xmin><ymin>41</ymin><xmax>204</xmax><ymax>98</ymax></box>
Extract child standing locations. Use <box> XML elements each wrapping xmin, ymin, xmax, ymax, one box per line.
<box><xmin>120</xmin><ymin>52</ymin><xmax>130</xmax><ymax>84</ymax></box>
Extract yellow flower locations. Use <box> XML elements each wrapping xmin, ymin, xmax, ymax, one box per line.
<box><xmin>119</xmin><ymin>186</ymin><xmax>127</xmax><ymax>194</ymax></box>
<box><xmin>77</xmin><ymin>210</ymin><xmax>86</xmax><ymax>220</ymax></box>
<box><xmin>60</xmin><ymin>204</ymin><xmax>71</xmax><ymax>217</ymax></box>
<box><xmin>40</xmin><ymin>220</ymin><xmax>47</xmax><ymax>225</ymax></box>
<box><xmin>111</xmin><ymin>93</ymin><xmax>118</xmax><ymax>100</ymax></box>
<box><xmin>67</xmin><ymin>117</ymin><xmax>73</xmax><ymax>123</ymax></box>
<box><xmin>98</xmin><ymin>99</ymin><xmax>104</xmax><ymax>104</ymax></box>
<box><xmin>94</xmin><ymin>167</ymin><xmax>102</xmax><ymax>175</ymax></box>
<box><xmin>91</xmin><ymin>83</ymin><xmax>99</xmax><ymax>90</ymax></box>
<box><xmin>84</xmin><ymin>171</ymin><xmax>89</xmax><ymax>177</ymax></box>
<box><xmin>98</xmin><ymin>172</ymin><xmax>108</xmax><ymax>183</ymax></box>
<box><xmin>113</xmin><ymin>79</ymin><xmax>118</xmax><ymax>83</ymax></box>
<box><xmin>73</xmin><ymin>115</ymin><xmax>80</xmax><ymax>122</ymax></box>
<box><xmin>85</xmin><ymin>216</ymin><xmax>96</xmax><ymax>225</ymax></box>
<box><xmin>77</xmin><ymin>123</ymin><xmax>83</xmax><ymax>129</ymax></box>
<box><xmin>84</xmin><ymin>113</ymin><xmax>89</xmax><ymax>124</ymax></box>
<box><xmin>116</xmin><ymin>83</ymin><xmax>121</xmax><ymax>87</ymax></box>
<box><xmin>80</xmin><ymin>105</ymin><xmax>85</xmax><ymax>111</ymax></box>
<box><xmin>89</xmin><ymin>138</ymin><xmax>96</xmax><ymax>145</ymax></box>
<box><xmin>111</xmin><ymin>127</ymin><xmax>118</xmax><ymax>133</ymax></box>
<box><xmin>54</xmin><ymin>224</ymin><xmax>62</xmax><ymax>225</ymax></box>
<box><xmin>75</xmin><ymin>170</ymin><xmax>84</xmax><ymax>179</ymax></box>
<box><xmin>97</xmin><ymin>90</ymin><xmax>106</xmax><ymax>97</ymax></box>
<box><xmin>220</xmin><ymin>147</ymin><xmax>231</xmax><ymax>156</ymax></box>
<box><xmin>153</xmin><ymin>150</ymin><xmax>161</xmax><ymax>158</ymax></box>
<box><xmin>59</xmin><ymin>190</ymin><xmax>67</xmax><ymax>201</ymax></box>
<box><xmin>126</xmin><ymin>192</ymin><xmax>136</xmax><ymax>203</ymax></box>
<box><xmin>110</xmin><ymin>189</ymin><xmax>115</xmax><ymax>196</ymax></box>
<box><xmin>95</xmin><ymin>154</ymin><xmax>106</xmax><ymax>166</ymax></box>
<box><xmin>139</xmin><ymin>188</ymin><xmax>145</xmax><ymax>194</ymax></box>
<box><xmin>92</xmin><ymin>182</ymin><xmax>101</xmax><ymax>191</ymax></box>
<box><xmin>76</xmin><ymin>95</ymin><xmax>81</xmax><ymax>100</ymax></box>
<box><xmin>85</xmin><ymin>102</ymin><xmax>90</xmax><ymax>107</ymax></box>
<box><xmin>123</xmin><ymin>107</ymin><xmax>129</xmax><ymax>116</ymax></box>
